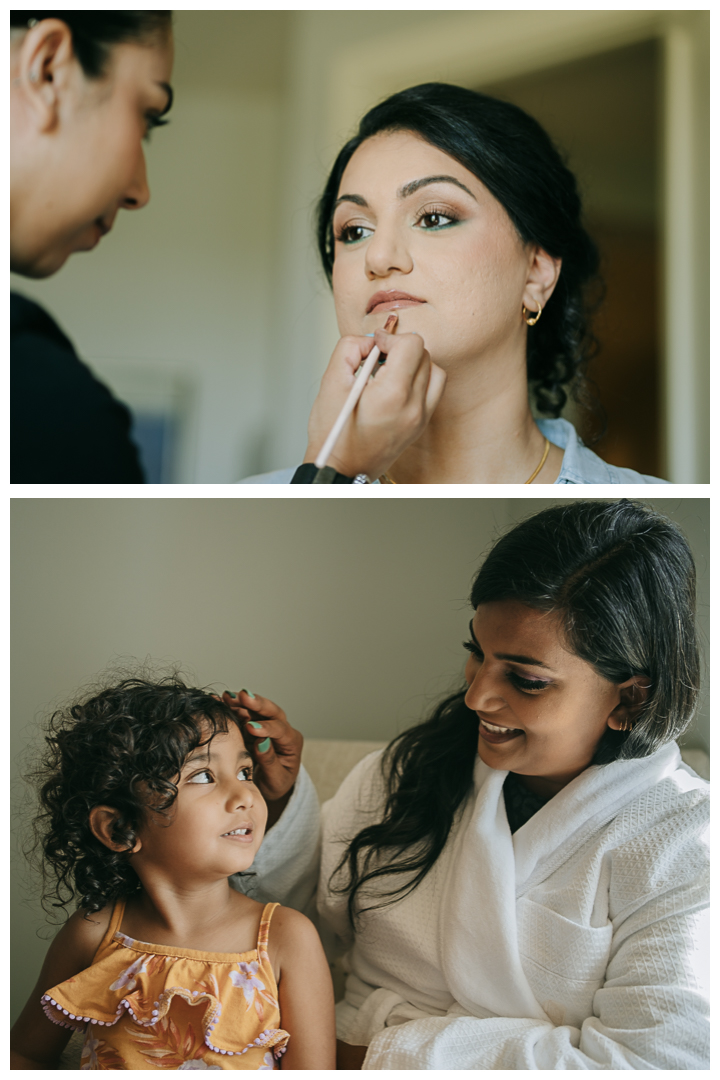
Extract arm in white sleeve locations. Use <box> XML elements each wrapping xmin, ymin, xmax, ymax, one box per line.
<box><xmin>231</xmin><ymin>764</ymin><xmax>321</xmax><ymax>916</ymax></box>
<box><xmin>364</xmin><ymin>873</ymin><xmax>709</xmax><ymax>1069</ymax></box>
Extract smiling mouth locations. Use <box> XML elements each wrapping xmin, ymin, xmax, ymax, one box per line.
<box><xmin>366</xmin><ymin>290</ymin><xmax>425</xmax><ymax>315</ymax></box>
<box><xmin>478</xmin><ymin>717</ymin><xmax>523</xmax><ymax>744</ymax></box>
<box><xmin>222</xmin><ymin>827</ymin><xmax>252</xmax><ymax>838</ymax></box>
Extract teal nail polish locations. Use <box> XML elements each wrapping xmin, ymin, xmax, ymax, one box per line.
<box><xmin>227</xmin><ymin>692</ymin><xmax>237</xmax><ymax>699</ymax></box>
<box><xmin>258</xmin><ymin>738</ymin><xmax>271</xmax><ymax>753</ymax></box>
<box><xmin>247</xmin><ymin>721</ymin><xmax>263</xmax><ymax>731</ymax></box>
<box><xmin>241</xmin><ymin>688</ymin><xmax>256</xmax><ymax>699</ymax></box>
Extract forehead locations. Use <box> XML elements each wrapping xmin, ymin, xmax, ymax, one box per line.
<box><xmin>195</xmin><ymin>716</ymin><xmax>247</xmax><ymax>755</ymax></box>
<box><xmin>473</xmin><ymin>600</ymin><xmax>569</xmax><ymax>656</ymax></box>
<box><xmin>338</xmin><ymin>129</ymin><xmax>484</xmax><ymax>199</ymax></box>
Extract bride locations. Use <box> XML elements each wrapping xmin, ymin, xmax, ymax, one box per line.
<box><xmin>243</xmin><ymin>83</ymin><xmax>668</xmax><ymax>485</ymax></box>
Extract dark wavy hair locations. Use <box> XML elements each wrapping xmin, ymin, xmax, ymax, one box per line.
<box><xmin>316</xmin><ymin>82</ymin><xmax>602</xmax><ymax>417</ymax></box>
<box><xmin>28</xmin><ymin>675</ymin><xmax>238</xmax><ymax>916</ymax></box>
<box><xmin>332</xmin><ymin>500</ymin><xmax>700</xmax><ymax>929</ymax></box>
<box><xmin>10</xmin><ymin>11</ymin><xmax>172</xmax><ymax>78</ymax></box>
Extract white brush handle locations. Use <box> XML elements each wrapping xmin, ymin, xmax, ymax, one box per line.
<box><xmin>314</xmin><ymin>344</ymin><xmax>380</xmax><ymax>469</ymax></box>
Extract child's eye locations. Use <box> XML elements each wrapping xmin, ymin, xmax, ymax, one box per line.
<box><xmin>237</xmin><ymin>766</ymin><xmax>253</xmax><ymax>783</ymax></box>
<box><xmin>188</xmin><ymin>769</ymin><xmax>214</xmax><ymax>784</ymax></box>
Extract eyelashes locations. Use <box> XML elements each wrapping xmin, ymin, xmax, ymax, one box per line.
<box><xmin>186</xmin><ymin>765</ymin><xmax>254</xmax><ymax>785</ymax></box>
<box><xmin>333</xmin><ymin>205</ymin><xmax>460</xmax><ymax>245</ymax></box>
<box><xmin>144</xmin><ymin>114</ymin><xmax>170</xmax><ymax>142</ymax></box>
<box><xmin>462</xmin><ymin>641</ymin><xmax>550</xmax><ymax>693</ymax></box>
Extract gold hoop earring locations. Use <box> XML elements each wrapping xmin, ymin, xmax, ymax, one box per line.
<box><xmin>523</xmin><ymin>302</ymin><xmax>542</xmax><ymax>326</ymax></box>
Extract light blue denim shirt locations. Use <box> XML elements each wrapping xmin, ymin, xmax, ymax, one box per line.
<box><xmin>238</xmin><ymin>418</ymin><xmax>669</xmax><ymax>485</ymax></box>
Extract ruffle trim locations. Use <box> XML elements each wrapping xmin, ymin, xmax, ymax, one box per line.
<box><xmin>41</xmin><ymin>985</ymin><xmax>289</xmax><ymax>1058</ymax></box>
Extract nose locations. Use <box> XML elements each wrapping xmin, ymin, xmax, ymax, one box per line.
<box><xmin>464</xmin><ymin>665</ymin><xmax>506</xmax><ymax>714</ymax></box>
<box><xmin>226</xmin><ymin>777</ymin><xmax>254</xmax><ymax>812</ymax></box>
<box><xmin>121</xmin><ymin>149</ymin><xmax>150</xmax><ymax>211</ymax></box>
<box><xmin>364</xmin><ymin>221</ymin><xmax>413</xmax><ymax>280</ymax></box>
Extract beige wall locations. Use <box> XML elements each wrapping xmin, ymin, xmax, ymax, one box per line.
<box><xmin>11</xmin><ymin>11</ymin><xmax>709</xmax><ymax>481</ymax></box>
<box><xmin>10</xmin><ymin>496</ymin><xmax>709</xmax><ymax>1021</ymax></box>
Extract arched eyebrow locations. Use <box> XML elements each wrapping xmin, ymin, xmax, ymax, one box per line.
<box><xmin>399</xmin><ymin>175</ymin><xmax>476</xmax><ymax>200</ymax></box>
<box><xmin>333</xmin><ymin>175</ymin><xmax>477</xmax><ymax>214</ymax></box>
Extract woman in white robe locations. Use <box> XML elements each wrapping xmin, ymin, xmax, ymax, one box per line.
<box><xmin>230</xmin><ymin>499</ymin><xmax>709</xmax><ymax>1069</ymax></box>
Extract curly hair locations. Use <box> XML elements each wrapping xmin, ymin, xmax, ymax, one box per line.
<box><xmin>316</xmin><ymin>82</ymin><xmax>603</xmax><ymax>419</ymax></box>
<box><xmin>28</xmin><ymin>675</ymin><xmax>239</xmax><ymax>916</ymax></box>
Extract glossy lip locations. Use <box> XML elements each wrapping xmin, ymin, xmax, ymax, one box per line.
<box><xmin>477</xmin><ymin>715</ymin><xmax>523</xmax><ymax>745</ymax></box>
<box><xmin>366</xmin><ymin>289</ymin><xmax>426</xmax><ymax>315</ymax></box>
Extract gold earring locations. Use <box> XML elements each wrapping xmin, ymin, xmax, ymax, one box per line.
<box><xmin>522</xmin><ymin>301</ymin><xmax>542</xmax><ymax>326</ymax></box>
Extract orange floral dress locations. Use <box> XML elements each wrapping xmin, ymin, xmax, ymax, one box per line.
<box><xmin>42</xmin><ymin>899</ymin><xmax>290</xmax><ymax>1070</ymax></box>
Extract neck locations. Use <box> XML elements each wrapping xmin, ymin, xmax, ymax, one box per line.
<box><xmin>127</xmin><ymin>872</ymin><xmax>242</xmax><ymax>943</ymax></box>
<box><xmin>385</xmin><ymin>343</ymin><xmax>560</xmax><ymax>484</ymax></box>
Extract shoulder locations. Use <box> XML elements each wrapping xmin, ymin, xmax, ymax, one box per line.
<box><xmin>237</xmin><ymin>467</ymin><xmax>296</xmax><ymax>484</ymax></box>
<box><xmin>11</xmin><ymin>292</ymin><xmax>73</xmax><ymax>348</ymax></box>
<box><xmin>537</xmin><ymin>418</ymin><xmax>670</xmax><ymax>484</ymax></box>
<box><xmin>324</xmin><ymin>749</ymin><xmax>386</xmax><ymax>813</ymax></box>
<box><xmin>46</xmin><ymin>905</ymin><xmax>114</xmax><ymax>974</ymax></box>
<box><xmin>603</xmin><ymin>763</ymin><xmax>709</xmax><ymax>905</ymax></box>
<box><xmin>267</xmin><ymin>904</ymin><xmax>323</xmax><ymax>972</ymax></box>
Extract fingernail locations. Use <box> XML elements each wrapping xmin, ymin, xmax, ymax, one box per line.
<box><xmin>383</xmin><ymin>313</ymin><xmax>398</xmax><ymax>332</ymax></box>
<box><xmin>365</xmin><ymin>333</ymin><xmax>375</xmax><ymax>337</ymax></box>
<box><xmin>247</xmin><ymin>721</ymin><xmax>263</xmax><ymax>731</ymax></box>
<box><xmin>258</xmin><ymin>738</ymin><xmax>271</xmax><ymax>753</ymax></box>
<box><xmin>227</xmin><ymin>692</ymin><xmax>237</xmax><ymax>699</ymax></box>
<box><xmin>240</xmin><ymin>688</ymin><xmax>256</xmax><ymax>699</ymax></box>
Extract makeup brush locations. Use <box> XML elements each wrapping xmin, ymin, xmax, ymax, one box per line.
<box><xmin>314</xmin><ymin>313</ymin><xmax>399</xmax><ymax>471</ymax></box>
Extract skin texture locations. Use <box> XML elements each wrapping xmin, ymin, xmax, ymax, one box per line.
<box><xmin>10</xmin><ymin>20</ymin><xmax>173</xmax><ymax>278</ymax></box>
<box><xmin>465</xmin><ymin>600</ymin><xmax>649</xmax><ymax>798</ymax></box>
<box><xmin>10</xmin><ymin>721</ymin><xmax>335</xmax><ymax>1069</ymax></box>
<box><xmin>329</xmin><ymin>130</ymin><xmax>565</xmax><ymax>483</ymax></box>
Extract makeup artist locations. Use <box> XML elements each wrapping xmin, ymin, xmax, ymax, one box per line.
<box><xmin>11</xmin><ymin>12</ymin><xmax>443</xmax><ymax>484</ymax></box>
<box><xmin>242</xmin><ymin>83</ymin><xmax>669</xmax><ymax>484</ymax></box>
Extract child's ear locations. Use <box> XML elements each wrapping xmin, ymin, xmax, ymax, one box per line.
<box><xmin>606</xmin><ymin>675</ymin><xmax>651</xmax><ymax>732</ymax></box>
<box><xmin>88</xmin><ymin>806</ymin><xmax>142</xmax><ymax>854</ymax></box>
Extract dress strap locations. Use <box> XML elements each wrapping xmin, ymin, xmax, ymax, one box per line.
<box><xmin>93</xmin><ymin>896</ymin><xmax>127</xmax><ymax>958</ymax></box>
<box><xmin>256</xmin><ymin>901</ymin><xmax>280</xmax><ymax>955</ymax></box>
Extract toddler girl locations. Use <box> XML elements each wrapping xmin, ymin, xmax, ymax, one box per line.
<box><xmin>10</xmin><ymin>677</ymin><xmax>336</xmax><ymax>1070</ymax></box>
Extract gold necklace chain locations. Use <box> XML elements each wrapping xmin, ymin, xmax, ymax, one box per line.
<box><xmin>525</xmin><ymin>437</ymin><xmax>550</xmax><ymax>484</ymax></box>
<box><xmin>381</xmin><ymin>437</ymin><xmax>550</xmax><ymax>485</ymax></box>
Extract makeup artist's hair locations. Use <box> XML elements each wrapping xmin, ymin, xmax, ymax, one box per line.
<box><xmin>10</xmin><ymin>11</ymin><xmax>172</xmax><ymax>78</ymax></box>
<box><xmin>27</xmin><ymin>674</ymin><xmax>238</xmax><ymax>916</ymax></box>
<box><xmin>317</xmin><ymin>82</ymin><xmax>602</xmax><ymax>418</ymax></box>
<box><xmin>332</xmin><ymin>500</ymin><xmax>700</xmax><ymax>929</ymax></box>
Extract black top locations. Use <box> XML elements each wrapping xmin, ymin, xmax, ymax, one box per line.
<box><xmin>503</xmin><ymin>771</ymin><xmax>550</xmax><ymax>833</ymax></box>
<box><xmin>11</xmin><ymin>292</ymin><xmax>145</xmax><ymax>483</ymax></box>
